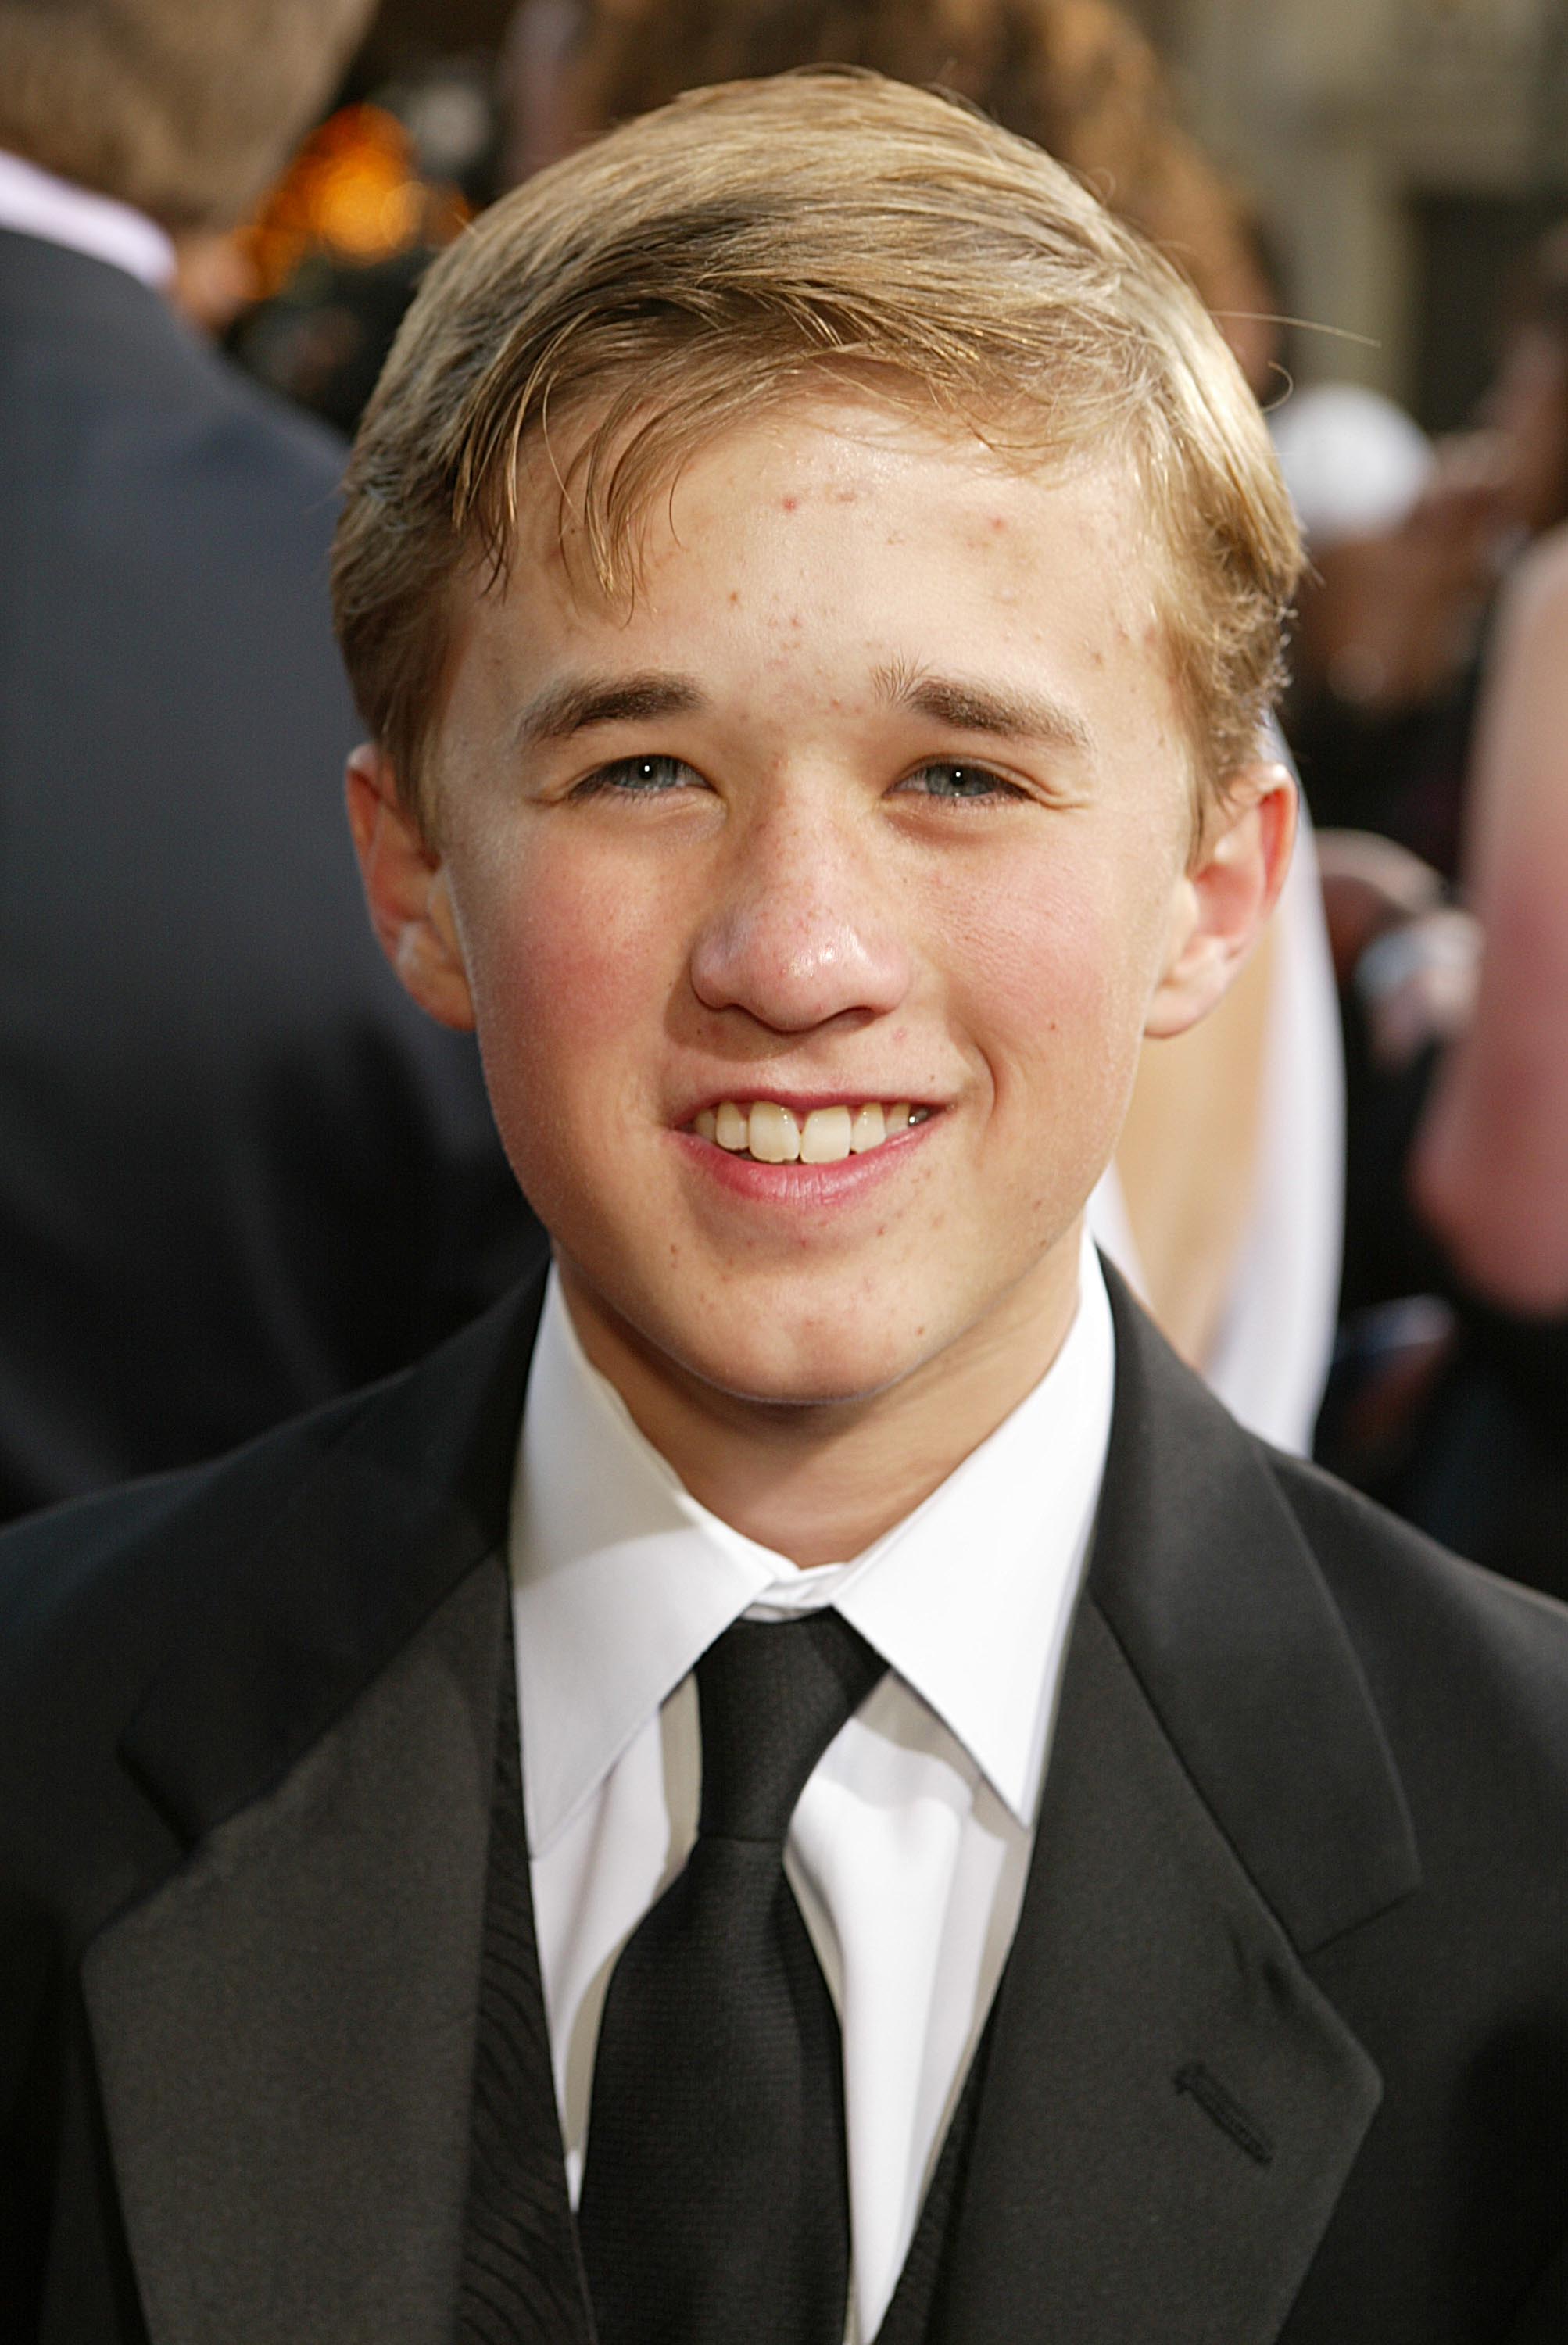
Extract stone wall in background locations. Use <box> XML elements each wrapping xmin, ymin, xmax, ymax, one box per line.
<box><xmin>1154</xmin><ymin>0</ymin><xmax>1567</xmax><ymax>414</ymax></box>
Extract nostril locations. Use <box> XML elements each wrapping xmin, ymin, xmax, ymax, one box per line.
<box><xmin>689</xmin><ymin>908</ymin><xmax>911</xmax><ymax>1029</ymax></box>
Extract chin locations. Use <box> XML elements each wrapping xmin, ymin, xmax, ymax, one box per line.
<box><xmin>673</xmin><ymin>1308</ymin><xmax>946</xmax><ymax>1412</ymax></box>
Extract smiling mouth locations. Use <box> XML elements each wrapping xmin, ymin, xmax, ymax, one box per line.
<box><xmin>688</xmin><ymin>1099</ymin><xmax>933</xmax><ymax>1165</ymax></box>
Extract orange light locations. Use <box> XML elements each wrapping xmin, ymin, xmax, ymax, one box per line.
<box><xmin>237</xmin><ymin>104</ymin><xmax>472</xmax><ymax>299</ymax></box>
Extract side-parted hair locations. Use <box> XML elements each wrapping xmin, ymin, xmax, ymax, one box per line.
<box><xmin>571</xmin><ymin>0</ymin><xmax>1260</xmax><ymax>329</ymax></box>
<box><xmin>0</xmin><ymin>0</ymin><xmax>374</xmax><ymax>231</ymax></box>
<box><xmin>333</xmin><ymin>70</ymin><xmax>1301</xmax><ymax>837</ymax></box>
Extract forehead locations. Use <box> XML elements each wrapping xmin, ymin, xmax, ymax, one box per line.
<box><xmin>431</xmin><ymin>396</ymin><xmax>1196</xmax><ymax>852</ymax></box>
<box><xmin>496</xmin><ymin>392</ymin><xmax>1169</xmax><ymax>650</ymax></box>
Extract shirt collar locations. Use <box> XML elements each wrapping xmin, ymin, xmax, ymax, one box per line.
<box><xmin>510</xmin><ymin>1233</ymin><xmax>1115</xmax><ymax>1851</ymax></box>
<box><xmin>0</xmin><ymin>149</ymin><xmax>175</xmax><ymax>288</ymax></box>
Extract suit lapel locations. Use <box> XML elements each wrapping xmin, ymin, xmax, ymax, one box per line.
<box><xmin>931</xmin><ymin>1274</ymin><xmax>1419</xmax><ymax>2345</ymax></box>
<box><xmin>1085</xmin><ymin>1270</ymin><xmax>1419</xmax><ymax>1960</ymax></box>
<box><xmin>111</xmin><ymin>1269</ymin><xmax>545</xmax><ymax>1849</ymax></box>
<box><xmin>934</xmin><ymin>1601</ymin><xmax>1383</xmax><ymax>2344</ymax></box>
<box><xmin>455</xmin><ymin>1600</ymin><xmax>596</xmax><ymax>2344</ymax></box>
<box><xmin>86</xmin><ymin>1561</ymin><xmax>507</xmax><ymax>2345</ymax></box>
<box><xmin>82</xmin><ymin>1274</ymin><xmax>589</xmax><ymax>2345</ymax></box>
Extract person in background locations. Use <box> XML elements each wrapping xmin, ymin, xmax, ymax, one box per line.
<box><xmin>546</xmin><ymin>0</ymin><xmax>1343</xmax><ymax>1452</ymax></box>
<box><xmin>1303</xmin><ymin>228</ymin><xmax>1568</xmax><ymax>1588</ymax></box>
<box><xmin>1487</xmin><ymin>223</ymin><xmax>1568</xmax><ymax>549</ymax></box>
<box><xmin>1382</xmin><ymin>524</ymin><xmax>1568</xmax><ymax>1588</ymax></box>
<box><xmin>1413</xmin><ymin>535</ymin><xmax>1568</xmax><ymax>1323</ymax></box>
<box><xmin>168</xmin><ymin>227</ymin><xmax>263</xmax><ymax>338</ymax></box>
<box><xmin>1287</xmin><ymin>224</ymin><xmax>1568</xmax><ymax>880</ymax></box>
<box><xmin>0</xmin><ymin>0</ymin><xmax>543</xmax><ymax>1522</ymax></box>
<box><xmin>1310</xmin><ymin>537</ymin><xmax>1568</xmax><ymax>1591</ymax></box>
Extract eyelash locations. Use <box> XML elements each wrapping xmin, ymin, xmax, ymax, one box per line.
<box><xmin>898</xmin><ymin>762</ymin><xmax>1024</xmax><ymax>804</ymax></box>
<box><xmin>570</xmin><ymin>754</ymin><xmax>693</xmax><ymax>798</ymax></box>
<box><xmin>571</xmin><ymin>756</ymin><xmax>1026</xmax><ymax>804</ymax></box>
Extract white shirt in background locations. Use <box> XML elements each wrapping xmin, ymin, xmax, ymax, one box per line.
<box><xmin>1089</xmin><ymin>794</ymin><xmax>1343</xmax><ymax>1456</ymax></box>
<box><xmin>509</xmin><ymin>1232</ymin><xmax>1115</xmax><ymax>2344</ymax></box>
<box><xmin>0</xmin><ymin>148</ymin><xmax>174</xmax><ymax>286</ymax></box>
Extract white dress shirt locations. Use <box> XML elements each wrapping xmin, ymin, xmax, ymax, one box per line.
<box><xmin>508</xmin><ymin>1232</ymin><xmax>1115</xmax><ymax>2343</ymax></box>
<box><xmin>0</xmin><ymin>148</ymin><xmax>174</xmax><ymax>286</ymax></box>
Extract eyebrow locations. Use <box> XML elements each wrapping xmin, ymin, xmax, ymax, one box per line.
<box><xmin>512</xmin><ymin>671</ymin><xmax>706</xmax><ymax>749</ymax></box>
<box><xmin>872</xmin><ymin>661</ymin><xmax>1094</xmax><ymax>757</ymax></box>
<box><xmin>510</xmin><ymin>662</ymin><xmax>1094</xmax><ymax>759</ymax></box>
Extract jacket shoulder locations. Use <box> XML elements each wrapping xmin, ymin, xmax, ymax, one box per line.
<box><xmin>0</xmin><ymin>1276</ymin><xmax>535</xmax><ymax>1906</ymax></box>
<box><xmin>0</xmin><ymin>1377</ymin><xmax>381</xmax><ymax>1659</ymax></box>
<box><xmin>0</xmin><ymin>1384</ymin><xmax>382</xmax><ymax>1892</ymax></box>
<box><xmin>1265</xmin><ymin>1447</ymin><xmax>1568</xmax><ymax>1818</ymax></box>
<box><xmin>1269</xmin><ymin>1445</ymin><xmax>1568</xmax><ymax>1663</ymax></box>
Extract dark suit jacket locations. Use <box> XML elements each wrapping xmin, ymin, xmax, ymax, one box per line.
<box><xmin>0</xmin><ymin>227</ymin><xmax>541</xmax><ymax>1522</ymax></box>
<box><xmin>1</xmin><ymin>1269</ymin><xmax>1565</xmax><ymax>2343</ymax></box>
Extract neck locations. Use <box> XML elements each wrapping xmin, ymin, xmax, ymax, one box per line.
<box><xmin>0</xmin><ymin>149</ymin><xmax>175</xmax><ymax>288</ymax></box>
<box><xmin>557</xmin><ymin>1241</ymin><xmax>1083</xmax><ymax>1567</ymax></box>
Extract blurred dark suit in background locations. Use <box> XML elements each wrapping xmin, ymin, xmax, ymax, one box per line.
<box><xmin>0</xmin><ymin>0</ymin><xmax>543</xmax><ymax>1523</ymax></box>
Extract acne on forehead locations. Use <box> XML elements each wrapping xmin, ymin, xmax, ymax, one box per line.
<box><xmin>522</xmin><ymin>393</ymin><xmax>1120</xmax><ymax>596</ymax></box>
<box><xmin>510</xmin><ymin>397</ymin><xmax>1188</xmax><ymax>693</ymax></box>
<box><xmin>777</xmin><ymin>486</ymin><xmax>861</xmax><ymax>511</ymax></box>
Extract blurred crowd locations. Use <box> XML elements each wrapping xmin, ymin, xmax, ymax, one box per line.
<box><xmin>0</xmin><ymin>0</ymin><xmax>1562</xmax><ymax>1587</ymax></box>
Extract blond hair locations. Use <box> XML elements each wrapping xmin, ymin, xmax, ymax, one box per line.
<box><xmin>572</xmin><ymin>0</ymin><xmax>1258</xmax><ymax>324</ymax></box>
<box><xmin>334</xmin><ymin>70</ymin><xmax>1300</xmax><ymax>835</ymax></box>
<box><xmin>0</xmin><ymin>0</ymin><xmax>374</xmax><ymax>231</ymax></box>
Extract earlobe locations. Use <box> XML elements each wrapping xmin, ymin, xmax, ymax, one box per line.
<box><xmin>345</xmin><ymin>744</ymin><xmax>477</xmax><ymax>1032</ymax></box>
<box><xmin>1144</xmin><ymin>761</ymin><xmax>1297</xmax><ymax>1040</ymax></box>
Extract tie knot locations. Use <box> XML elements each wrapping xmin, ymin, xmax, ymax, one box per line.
<box><xmin>695</xmin><ymin>1611</ymin><xmax>886</xmax><ymax>1844</ymax></box>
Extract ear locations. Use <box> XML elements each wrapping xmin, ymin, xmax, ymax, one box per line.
<box><xmin>1144</xmin><ymin>761</ymin><xmax>1297</xmax><ymax>1040</ymax></box>
<box><xmin>345</xmin><ymin>744</ymin><xmax>476</xmax><ymax>1032</ymax></box>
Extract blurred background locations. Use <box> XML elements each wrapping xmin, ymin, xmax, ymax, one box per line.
<box><xmin>215</xmin><ymin>0</ymin><xmax>1568</xmax><ymax>433</ymax></box>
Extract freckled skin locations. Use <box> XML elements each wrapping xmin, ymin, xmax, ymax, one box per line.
<box><xmin>417</xmin><ymin>397</ymin><xmax>1222</xmax><ymax>1423</ymax></box>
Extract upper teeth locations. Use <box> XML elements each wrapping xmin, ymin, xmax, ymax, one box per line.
<box><xmin>692</xmin><ymin>1101</ymin><xmax>925</xmax><ymax>1164</ymax></box>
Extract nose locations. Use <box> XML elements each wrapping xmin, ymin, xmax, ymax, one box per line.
<box><xmin>688</xmin><ymin>795</ymin><xmax>913</xmax><ymax>1034</ymax></box>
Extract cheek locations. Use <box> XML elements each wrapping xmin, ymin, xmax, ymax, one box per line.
<box><xmin>940</xmin><ymin>851</ymin><xmax>1163</xmax><ymax>1104</ymax></box>
<box><xmin>454</xmin><ymin>841</ymin><xmax>677</xmax><ymax>1143</ymax></box>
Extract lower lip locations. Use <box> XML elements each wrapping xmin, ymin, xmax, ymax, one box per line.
<box><xmin>673</xmin><ymin>1116</ymin><xmax>938</xmax><ymax>1208</ymax></box>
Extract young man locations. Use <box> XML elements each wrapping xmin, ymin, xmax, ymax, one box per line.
<box><xmin>533</xmin><ymin>0</ymin><xmax>1351</xmax><ymax>1465</ymax></box>
<box><xmin>2</xmin><ymin>70</ymin><xmax>1565</xmax><ymax>2345</ymax></box>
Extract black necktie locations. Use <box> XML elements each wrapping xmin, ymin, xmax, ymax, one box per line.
<box><xmin>577</xmin><ymin>1609</ymin><xmax>887</xmax><ymax>2345</ymax></box>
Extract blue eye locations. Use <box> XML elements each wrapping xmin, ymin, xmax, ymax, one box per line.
<box><xmin>900</xmin><ymin>762</ymin><xmax>1020</xmax><ymax>802</ymax></box>
<box><xmin>575</xmin><ymin>754</ymin><xmax>695</xmax><ymax>797</ymax></box>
